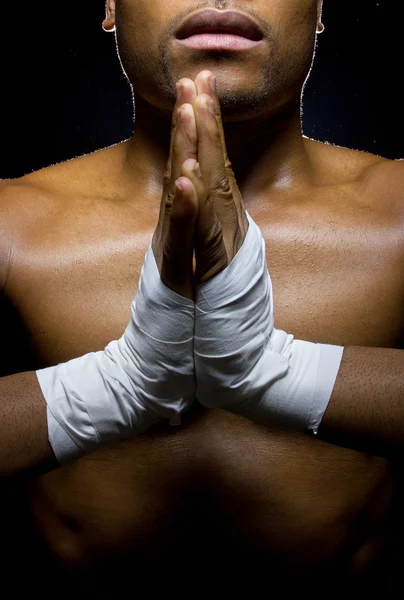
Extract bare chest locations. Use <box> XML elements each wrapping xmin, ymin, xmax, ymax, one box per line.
<box><xmin>4</xmin><ymin>199</ymin><xmax>403</xmax><ymax>372</ymax></box>
<box><xmin>4</xmin><ymin>192</ymin><xmax>403</xmax><ymax>573</ymax></box>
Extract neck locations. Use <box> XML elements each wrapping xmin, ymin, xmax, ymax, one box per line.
<box><xmin>121</xmin><ymin>94</ymin><xmax>313</xmax><ymax>208</ymax></box>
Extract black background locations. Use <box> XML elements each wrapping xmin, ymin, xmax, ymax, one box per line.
<box><xmin>1</xmin><ymin>0</ymin><xmax>402</xmax><ymax>179</ymax></box>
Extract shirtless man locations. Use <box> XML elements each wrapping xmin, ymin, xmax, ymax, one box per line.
<box><xmin>1</xmin><ymin>0</ymin><xmax>403</xmax><ymax>597</ymax></box>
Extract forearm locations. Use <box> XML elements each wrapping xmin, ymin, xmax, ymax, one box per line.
<box><xmin>319</xmin><ymin>345</ymin><xmax>404</xmax><ymax>455</ymax></box>
<box><xmin>194</xmin><ymin>212</ymin><xmax>404</xmax><ymax>458</ymax></box>
<box><xmin>0</xmin><ymin>371</ymin><xmax>55</xmax><ymax>476</ymax></box>
<box><xmin>0</xmin><ymin>241</ymin><xmax>195</xmax><ymax>475</ymax></box>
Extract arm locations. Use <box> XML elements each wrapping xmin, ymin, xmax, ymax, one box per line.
<box><xmin>194</xmin><ymin>207</ymin><xmax>404</xmax><ymax>457</ymax></box>
<box><xmin>0</xmin><ymin>186</ymin><xmax>50</xmax><ymax>475</ymax></box>
<box><xmin>195</xmin><ymin>217</ymin><xmax>404</xmax><ymax>458</ymax></box>
<box><xmin>321</xmin><ymin>160</ymin><xmax>404</xmax><ymax>453</ymax></box>
<box><xmin>319</xmin><ymin>346</ymin><xmax>404</xmax><ymax>455</ymax></box>
<box><xmin>184</xmin><ymin>71</ymin><xmax>404</xmax><ymax>458</ymax></box>
<box><xmin>321</xmin><ymin>160</ymin><xmax>404</xmax><ymax>452</ymax></box>
<box><xmin>0</xmin><ymin>84</ymin><xmax>199</xmax><ymax>476</ymax></box>
<box><xmin>0</xmin><ymin>371</ymin><xmax>55</xmax><ymax>476</ymax></box>
<box><xmin>0</xmin><ymin>202</ymin><xmax>194</xmax><ymax>476</ymax></box>
<box><xmin>0</xmin><ymin>185</ymin><xmax>52</xmax><ymax>474</ymax></box>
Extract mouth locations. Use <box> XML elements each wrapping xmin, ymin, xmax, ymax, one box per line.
<box><xmin>175</xmin><ymin>9</ymin><xmax>264</xmax><ymax>44</ymax></box>
<box><xmin>176</xmin><ymin>33</ymin><xmax>262</xmax><ymax>51</ymax></box>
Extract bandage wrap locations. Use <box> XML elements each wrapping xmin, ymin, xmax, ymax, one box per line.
<box><xmin>37</xmin><ymin>244</ymin><xmax>195</xmax><ymax>464</ymax></box>
<box><xmin>195</xmin><ymin>212</ymin><xmax>344</xmax><ymax>433</ymax></box>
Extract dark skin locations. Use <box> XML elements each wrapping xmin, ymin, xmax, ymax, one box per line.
<box><xmin>1</xmin><ymin>0</ymin><xmax>404</xmax><ymax>596</ymax></box>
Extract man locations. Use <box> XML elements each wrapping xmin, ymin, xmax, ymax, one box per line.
<box><xmin>0</xmin><ymin>0</ymin><xmax>403</xmax><ymax>597</ymax></box>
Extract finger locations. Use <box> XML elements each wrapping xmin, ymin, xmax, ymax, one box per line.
<box><xmin>193</xmin><ymin>93</ymin><xmax>240</xmax><ymax>259</ymax></box>
<box><xmin>180</xmin><ymin>158</ymin><xmax>206</xmax><ymax>205</ymax></box>
<box><xmin>194</xmin><ymin>71</ymin><xmax>231</xmax><ymax>166</ymax></box>
<box><xmin>155</xmin><ymin>103</ymin><xmax>198</xmax><ymax>263</ymax></box>
<box><xmin>194</xmin><ymin>71</ymin><xmax>249</xmax><ymax>241</ymax></box>
<box><xmin>161</xmin><ymin>177</ymin><xmax>198</xmax><ymax>300</ymax></box>
<box><xmin>170</xmin><ymin>103</ymin><xmax>198</xmax><ymax>193</ymax></box>
<box><xmin>194</xmin><ymin>186</ymin><xmax>228</xmax><ymax>285</ymax></box>
<box><xmin>181</xmin><ymin>159</ymin><xmax>227</xmax><ymax>285</ymax></box>
<box><xmin>163</xmin><ymin>79</ymin><xmax>198</xmax><ymax>189</ymax></box>
<box><xmin>154</xmin><ymin>85</ymin><xmax>198</xmax><ymax>270</ymax></box>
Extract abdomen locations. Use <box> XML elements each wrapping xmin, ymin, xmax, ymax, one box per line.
<box><xmin>28</xmin><ymin>409</ymin><xmax>398</xmax><ymax>597</ymax></box>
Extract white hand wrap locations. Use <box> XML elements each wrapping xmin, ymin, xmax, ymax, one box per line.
<box><xmin>36</xmin><ymin>244</ymin><xmax>195</xmax><ymax>464</ymax></box>
<box><xmin>195</xmin><ymin>212</ymin><xmax>344</xmax><ymax>434</ymax></box>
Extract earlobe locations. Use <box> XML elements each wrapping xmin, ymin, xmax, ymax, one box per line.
<box><xmin>102</xmin><ymin>0</ymin><xmax>116</xmax><ymax>32</ymax></box>
<box><xmin>316</xmin><ymin>0</ymin><xmax>324</xmax><ymax>34</ymax></box>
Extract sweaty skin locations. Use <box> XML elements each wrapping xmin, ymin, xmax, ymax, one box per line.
<box><xmin>1</xmin><ymin>0</ymin><xmax>404</xmax><ymax>596</ymax></box>
<box><xmin>1</xmin><ymin>138</ymin><xmax>403</xmax><ymax>597</ymax></box>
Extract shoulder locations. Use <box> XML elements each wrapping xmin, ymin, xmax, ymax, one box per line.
<box><xmin>305</xmin><ymin>137</ymin><xmax>404</xmax><ymax>208</ymax></box>
<box><xmin>9</xmin><ymin>141</ymin><xmax>128</xmax><ymax>200</ymax></box>
<box><xmin>0</xmin><ymin>176</ymin><xmax>57</xmax><ymax>292</ymax></box>
<box><xmin>303</xmin><ymin>137</ymin><xmax>390</xmax><ymax>183</ymax></box>
<box><xmin>359</xmin><ymin>156</ymin><xmax>404</xmax><ymax>205</ymax></box>
<box><xmin>304</xmin><ymin>139</ymin><xmax>404</xmax><ymax>267</ymax></box>
<box><xmin>0</xmin><ymin>140</ymin><xmax>129</xmax><ymax>221</ymax></box>
<box><xmin>0</xmin><ymin>181</ymin><xmax>12</xmax><ymax>292</ymax></box>
<box><xmin>0</xmin><ymin>142</ymin><xmax>128</xmax><ymax>291</ymax></box>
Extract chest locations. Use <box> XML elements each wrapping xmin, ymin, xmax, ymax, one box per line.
<box><xmin>3</xmin><ymin>203</ymin><xmax>404</xmax><ymax>372</ymax></box>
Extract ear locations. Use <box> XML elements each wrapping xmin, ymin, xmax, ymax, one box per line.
<box><xmin>102</xmin><ymin>0</ymin><xmax>116</xmax><ymax>32</ymax></box>
<box><xmin>316</xmin><ymin>0</ymin><xmax>325</xmax><ymax>33</ymax></box>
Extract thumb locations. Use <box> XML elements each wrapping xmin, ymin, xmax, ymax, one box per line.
<box><xmin>161</xmin><ymin>177</ymin><xmax>198</xmax><ymax>300</ymax></box>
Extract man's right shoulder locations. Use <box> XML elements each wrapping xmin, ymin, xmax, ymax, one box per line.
<box><xmin>0</xmin><ymin>180</ymin><xmax>12</xmax><ymax>292</ymax></box>
<box><xmin>0</xmin><ymin>143</ymin><xmax>129</xmax><ymax>291</ymax></box>
<box><xmin>0</xmin><ymin>174</ymin><xmax>60</xmax><ymax>229</ymax></box>
<box><xmin>0</xmin><ymin>176</ymin><xmax>54</xmax><ymax>292</ymax></box>
<box><xmin>0</xmin><ymin>156</ymin><xmax>86</xmax><ymax>293</ymax></box>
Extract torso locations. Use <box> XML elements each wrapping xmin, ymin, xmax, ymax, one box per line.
<box><xmin>1</xmin><ymin>139</ymin><xmax>403</xmax><ymax>596</ymax></box>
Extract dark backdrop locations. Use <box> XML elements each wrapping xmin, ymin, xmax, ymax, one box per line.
<box><xmin>1</xmin><ymin>0</ymin><xmax>402</xmax><ymax>179</ymax></box>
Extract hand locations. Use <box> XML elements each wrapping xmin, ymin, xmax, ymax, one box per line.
<box><xmin>184</xmin><ymin>73</ymin><xmax>273</xmax><ymax>420</ymax></box>
<box><xmin>151</xmin><ymin>76</ymin><xmax>200</xmax><ymax>299</ymax></box>
<box><xmin>187</xmin><ymin>70</ymin><xmax>249</xmax><ymax>284</ymax></box>
<box><xmin>153</xmin><ymin>69</ymin><xmax>250</xmax><ymax>296</ymax></box>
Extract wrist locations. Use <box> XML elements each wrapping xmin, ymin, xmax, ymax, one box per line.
<box><xmin>194</xmin><ymin>211</ymin><xmax>344</xmax><ymax>433</ymax></box>
<box><xmin>38</xmin><ymin>243</ymin><xmax>196</xmax><ymax>465</ymax></box>
<box><xmin>238</xmin><ymin>334</ymin><xmax>344</xmax><ymax>433</ymax></box>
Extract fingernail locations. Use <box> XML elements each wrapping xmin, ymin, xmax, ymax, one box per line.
<box><xmin>193</xmin><ymin>162</ymin><xmax>202</xmax><ymax>178</ymax></box>
<box><xmin>175</xmin><ymin>179</ymin><xmax>185</xmax><ymax>193</ymax></box>
<box><xmin>209</xmin><ymin>76</ymin><xmax>216</xmax><ymax>92</ymax></box>
<box><xmin>176</xmin><ymin>83</ymin><xmax>183</xmax><ymax>102</ymax></box>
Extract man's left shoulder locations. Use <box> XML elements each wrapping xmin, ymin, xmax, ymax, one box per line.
<box><xmin>360</xmin><ymin>156</ymin><xmax>404</xmax><ymax>263</ymax></box>
<box><xmin>334</xmin><ymin>146</ymin><xmax>404</xmax><ymax>246</ymax></box>
<box><xmin>304</xmin><ymin>139</ymin><xmax>401</xmax><ymax>193</ymax></box>
<box><xmin>360</xmin><ymin>154</ymin><xmax>404</xmax><ymax>210</ymax></box>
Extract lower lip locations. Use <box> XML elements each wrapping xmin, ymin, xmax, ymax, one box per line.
<box><xmin>176</xmin><ymin>33</ymin><xmax>262</xmax><ymax>51</ymax></box>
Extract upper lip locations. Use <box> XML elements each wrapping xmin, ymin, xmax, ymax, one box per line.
<box><xmin>175</xmin><ymin>9</ymin><xmax>263</xmax><ymax>42</ymax></box>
